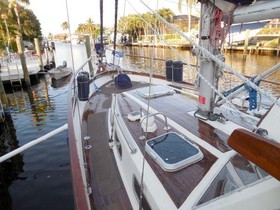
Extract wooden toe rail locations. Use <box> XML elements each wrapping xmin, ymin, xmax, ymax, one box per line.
<box><xmin>228</xmin><ymin>129</ymin><xmax>280</xmax><ymax>181</ymax></box>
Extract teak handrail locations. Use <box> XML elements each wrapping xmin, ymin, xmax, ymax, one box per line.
<box><xmin>228</xmin><ymin>129</ymin><xmax>280</xmax><ymax>181</ymax></box>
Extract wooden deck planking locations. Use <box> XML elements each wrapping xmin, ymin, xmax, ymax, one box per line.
<box><xmin>79</xmin><ymin>80</ymin><xmax>228</xmax><ymax>208</ymax></box>
<box><xmin>117</xmin><ymin>93</ymin><xmax>217</xmax><ymax>208</ymax></box>
<box><xmin>81</xmin><ymin>90</ymin><xmax>133</xmax><ymax>210</ymax></box>
<box><xmin>128</xmin><ymin>89</ymin><xmax>231</xmax><ymax>152</ymax></box>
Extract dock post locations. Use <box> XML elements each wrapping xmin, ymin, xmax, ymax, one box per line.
<box><xmin>277</xmin><ymin>35</ymin><xmax>280</xmax><ymax>57</ymax></box>
<box><xmin>16</xmin><ymin>35</ymin><xmax>30</xmax><ymax>86</ymax></box>
<box><xmin>243</xmin><ymin>29</ymin><xmax>250</xmax><ymax>60</ymax></box>
<box><xmin>34</xmin><ymin>38</ymin><xmax>43</xmax><ymax>69</ymax></box>
<box><xmin>0</xmin><ymin>76</ymin><xmax>8</xmax><ymax>109</ymax></box>
<box><xmin>256</xmin><ymin>42</ymin><xmax>260</xmax><ymax>55</ymax></box>
<box><xmin>50</xmin><ymin>43</ymin><xmax>55</xmax><ymax>68</ymax></box>
<box><xmin>85</xmin><ymin>35</ymin><xmax>94</xmax><ymax>76</ymax></box>
<box><xmin>44</xmin><ymin>47</ymin><xmax>49</xmax><ymax>66</ymax></box>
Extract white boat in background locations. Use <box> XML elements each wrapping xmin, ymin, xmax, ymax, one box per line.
<box><xmin>226</xmin><ymin>20</ymin><xmax>270</xmax><ymax>44</ymax></box>
<box><xmin>48</xmin><ymin>61</ymin><xmax>72</xmax><ymax>80</ymax></box>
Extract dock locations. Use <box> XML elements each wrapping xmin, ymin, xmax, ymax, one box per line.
<box><xmin>223</xmin><ymin>45</ymin><xmax>280</xmax><ymax>55</ymax></box>
<box><xmin>0</xmin><ymin>53</ymin><xmax>46</xmax><ymax>86</ymax></box>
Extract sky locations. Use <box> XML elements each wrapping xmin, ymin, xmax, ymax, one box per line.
<box><xmin>28</xmin><ymin>0</ymin><xmax>186</xmax><ymax>36</ymax></box>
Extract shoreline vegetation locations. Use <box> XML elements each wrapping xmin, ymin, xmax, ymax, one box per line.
<box><xmin>1</xmin><ymin>1</ymin><xmax>280</xmax><ymax>59</ymax></box>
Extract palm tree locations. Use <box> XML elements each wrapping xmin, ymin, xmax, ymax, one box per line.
<box><xmin>157</xmin><ymin>8</ymin><xmax>174</xmax><ymax>34</ymax></box>
<box><xmin>20</xmin><ymin>9</ymin><xmax>42</xmax><ymax>40</ymax></box>
<box><xmin>76</xmin><ymin>23</ymin><xmax>87</xmax><ymax>34</ymax></box>
<box><xmin>1</xmin><ymin>0</ymin><xmax>41</xmax><ymax>53</ymax></box>
<box><xmin>17</xmin><ymin>0</ymin><xmax>30</xmax><ymax>4</ymax></box>
<box><xmin>9</xmin><ymin>1</ymin><xmax>23</xmax><ymax>35</ymax></box>
<box><xmin>178</xmin><ymin>0</ymin><xmax>195</xmax><ymax>32</ymax></box>
<box><xmin>86</xmin><ymin>18</ymin><xmax>96</xmax><ymax>38</ymax></box>
<box><xmin>142</xmin><ymin>12</ymin><xmax>155</xmax><ymax>35</ymax></box>
<box><xmin>61</xmin><ymin>21</ymin><xmax>69</xmax><ymax>31</ymax></box>
<box><xmin>1</xmin><ymin>13</ymin><xmax>11</xmax><ymax>48</ymax></box>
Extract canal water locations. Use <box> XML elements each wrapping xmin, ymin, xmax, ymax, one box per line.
<box><xmin>0</xmin><ymin>43</ymin><xmax>279</xmax><ymax>210</ymax></box>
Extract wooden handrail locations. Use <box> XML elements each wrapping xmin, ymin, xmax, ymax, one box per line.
<box><xmin>228</xmin><ymin>129</ymin><xmax>280</xmax><ymax>181</ymax></box>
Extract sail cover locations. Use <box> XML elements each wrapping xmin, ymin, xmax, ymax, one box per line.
<box><xmin>224</xmin><ymin>0</ymin><xmax>254</xmax><ymax>5</ymax></box>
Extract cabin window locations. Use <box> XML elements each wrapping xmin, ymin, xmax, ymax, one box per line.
<box><xmin>196</xmin><ymin>154</ymin><xmax>268</xmax><ymax>206</ymax></box>
<box><xmin>115</xmin><ymin>133</ymin><xmax>122</xmax><ymax>158</ymax></box>
<box><xmin>133</xmin><ymin>176</ymin><xmax>151</xmax><ymax>210</ymax></box>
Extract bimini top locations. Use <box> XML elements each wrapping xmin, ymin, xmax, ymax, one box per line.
<box><xmin>145</xmin><ymin>132</ymin><xmax>204</xmax><ymax>172</ymax></box>
<box><xmin>136</xmin><ymin>85</ymin><xmax>175</xmax><ymax>98</ymax></box>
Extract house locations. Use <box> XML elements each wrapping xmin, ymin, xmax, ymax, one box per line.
<box><xmin>173</xmin><ymin>15</ymin><xmax>199</xmax><ymax>32</ymax></box>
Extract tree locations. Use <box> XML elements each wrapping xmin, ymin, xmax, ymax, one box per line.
<box><xmin>86</xmin><ymin>18</ymin><xmax>97</xmax><ymax>38</ymax></box>
<box><xmin>0</xmin><ymin>0</ymin><xmax>41</xmax><ymax>53</ymax></box>
<box><xmin>142</xmin><ymin>12</ymin><xmax>155</xmax><ymax>35</ymax></box>
<box><xmin>178</xmin><ymin>0</ymin><xmax>196</xmax><ymax>32</ymax></box>
<box><xmin>76</xmin><ymin>23</ymin><xmax>87</xmax><ymax>34</ymax></box>
<box><xmin>61</xmin><ymin>21</ymin><xmax>69</xmax><ymax>31</ymax></box>
<box><xmin>20</xmin><ymin>9</ymin><xmax>42</xmax><ymax>41</ymax></box>
<box><xmin>118</xmin><ymin>8</ymin><xmax>175</xmax><ymax>41</ymax></box>
<box><xmin>75</xmin><ymin>19</ymin><xmax>99</xmax><ymax>39</ymax></box>
<box><xmin>157</xmin><ymin>8</ymin><xmax>174</xmax><ymax>34</ymax></box>
<box><xmin>48</xmin><ymin>33</ymin><xmax>54</xmax><ymax>40</ymax></box>
<box><xmin>9</xmin><ymin>1</ymin><xmax>23</xmax><ymax>35</ymax></box>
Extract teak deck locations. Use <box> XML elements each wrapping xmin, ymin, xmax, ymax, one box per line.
<box><xmin>117</xmin><ymin>92</ymin><xmax>218</xmax><ymax>207</ymax></box>
<box><xmin>81</xmin><ymin>81</ymin><xmax>234</xmax><ymax>209</ymax></box>
<box><xmin>82</xmin><ymin>87</ymin><xmax>133</xmax><ymax>210</ymax></box>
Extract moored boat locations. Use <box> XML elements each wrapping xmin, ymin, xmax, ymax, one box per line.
<box><xmin>227</xmin><ymin>20</ymin><xmax>270</xmax><ymax>44</ymax></box>
<box><xmin>48</xmin><ymin>61</ymin><xmax>72</xmax><ymax>80</ymax></box>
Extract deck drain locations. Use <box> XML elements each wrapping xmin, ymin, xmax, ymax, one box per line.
<box><xmin>84</xmin><ymin>136</ymin><xmax>91</xmax><ymax>141</ymax></box>
<box><xmin>85</xmin><ymin>145</ymin><xmax>92</xmax><ymax>150</ymax></box>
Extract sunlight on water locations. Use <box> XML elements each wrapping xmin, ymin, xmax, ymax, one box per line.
<box><xmin>117</xmin><ymin>46</ymin><xmax>280</xmax><ymax>96</ymax></box>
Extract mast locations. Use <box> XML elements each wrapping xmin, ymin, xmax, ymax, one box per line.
<box><xmin>196</xmin><ymin>1</ymin><xmax>217</xmax><ymax>117</ymax></box>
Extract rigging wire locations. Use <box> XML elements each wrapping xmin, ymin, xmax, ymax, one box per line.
<box><xmin>127</xmin><ymin>0</ymin><xmax>258</xmax><ymax>129</ymax></box>
<box><xmin>138</xmin><ymin>2</ymin><xmax>159</xmax><ymax>208</ymax></box>
<box><xmin>138</xmin><ymin>0</ymin><xmax>280</xmax><ymax>109</ymax></box>
<box><xmin>65</xmin><ymin>0</ymin><xmax>75</xmax><ymax>72</ymax></box>
<box><xmin>100</xmin><ymin>0</ymin><xmax>104</xmax><ymax>52</ymax></box>
<box><xmin>109</xmin><ymin>0</ymin><xmax>121</xmax><ymax>144</ymax></box>
<box><xmin>138</xmin><ymin>2</ymin><xmax>159</xmax><ymax>209</ymax></box>
<box><xmin>136</xmin><ymin>0</ymin><xmax>280</xmax><ymax>117</ymax></box>
<box><xmin>112</xmin><ymin>0</ymin><xmax>119</xmax><ymax>70</ymax></box>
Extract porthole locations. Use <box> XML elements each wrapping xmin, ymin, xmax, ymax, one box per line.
<box><xmin>115</xmin><ymin>134</ymin><xmax>122</xmax><ymax>158</ymax></box>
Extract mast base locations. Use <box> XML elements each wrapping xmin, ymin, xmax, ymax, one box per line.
<box><xmin>193</xmin><ymin>109</ymin><xmax>210</xmax><ymax>120</ymax></box>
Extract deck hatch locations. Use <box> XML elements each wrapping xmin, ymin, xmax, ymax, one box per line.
<box><xmin>145</xmin><ymin>132</ymin><xmax>204</xmax><ymax>172</ymax></box>
<box><xmin>136</xmin><ymin>85</ymin><xmax>175</xmax><ymax>98</ymax></box>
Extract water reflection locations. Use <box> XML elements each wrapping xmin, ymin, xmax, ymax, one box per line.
<box><xmin>118</xmin><ymin>46</ymin><xmax>280</xmax><ymax>96</ymax></box>
<box><xmin>0</xmin><ymin>113</ymin><xmax>24</xmax><ymax>210</ymax></box>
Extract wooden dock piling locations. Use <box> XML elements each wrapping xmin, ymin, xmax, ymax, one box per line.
<box><xmin>50</xmin><ymin>45</ymin><xmax>55</xmax><ymax>67</ymax></box>
<box><xmin>243</xmin><ymin>29</ymin><xmax>250</xmax><ymax>60</ymax></box>
<box><xmin>85</xmin><ymin>35</ymin><xmax>94</xmax><ymax>76</ymax></box>
<box><xmin>277</xmin><ymin>35</ymin><xmax>280</xmax><ymax>57</ymax></box>
<box><xmin>0</xmin><ymin>76</ymin><xmax>8</xmax><ymax>109</ymax></box>
<box><xmin>44</xmin><ymin>48</ymin><xmax>49</xmax><ymax>66</ymax></box>
<box><xmin>16</xmin><ymin>35</ymin><xmax>30</xmax><ymax>86</ymax></box>
<box><xmin>34</xmin><ymin>38</ymin><xmax>43</xmax><ymax>69</ymax></box>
